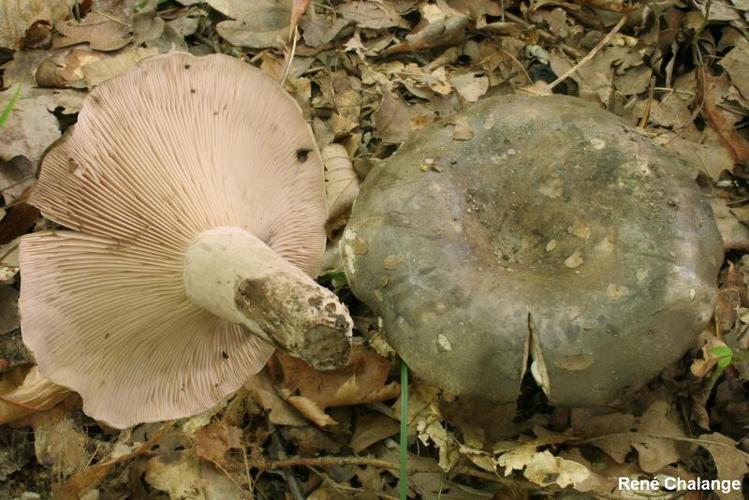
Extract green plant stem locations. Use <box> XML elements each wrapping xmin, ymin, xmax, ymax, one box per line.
<box><xmin>0</xmin><ymin>84</ymin><xmax>23</xmax><ymax>128</ymax></box>
<box><xmin>400</xmin><ymin>359</ymin><xmax>409</xmax><ymax>500</ymax></box>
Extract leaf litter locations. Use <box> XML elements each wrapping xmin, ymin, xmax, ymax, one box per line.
<box><xmin>1</xmin><ymin>0</ymin><xmax>749</xmax><ymax>498</ymax></box>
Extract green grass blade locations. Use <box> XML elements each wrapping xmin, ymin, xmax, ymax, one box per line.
<box><xmin>400</xmin><ymin>359</ymin><xmax>409</xmax><ymax>500</ymax></box>
<box><xmin>0</xmin><ymin>84</ymin><xmax>23</xmax><ymax>128</ymax></box>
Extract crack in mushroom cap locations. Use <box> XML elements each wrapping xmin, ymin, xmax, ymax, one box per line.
<box><xmin>20</xmin><ymin>52</ymin><xmax>327</xmax><ymax>428</ymax></box>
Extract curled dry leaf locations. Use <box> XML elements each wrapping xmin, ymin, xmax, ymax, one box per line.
<box><xmin>53</xmin><ymin>12</ymin><xmax>132</xmax><ymax>52</ymax></box>
<box><xmin>0</xmin><ymin>366</ymin><xmax>72</xmax><ymax>424</ymax></box>
<box><xmin>323</xmin><ymin>143</ymin><xmax>360</xmax><ymax>232</ymax></box>
<box><xmin>271</xmin><ymin>344</ymin><xmax>400</xmax><ymax>411</ymax></box>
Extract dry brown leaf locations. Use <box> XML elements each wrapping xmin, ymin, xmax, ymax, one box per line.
<box><xmin>0</xmin><ymin>0</ymin><xmax>72</xmax><ymax>49</ymax></box>
<box><xmin>282</xmin><ymin>426</ymin><xmax>341</xmax><ymax>455</ymax></box>
<box><xmin>206</xmin><ymin>0</ymin><xmax>291</xmax><ymax>49</ymax></box>
<box><xmin>82</xmin><ymin>47</ymin><xmax>159</xmax><ymax>87</ymax></box>
<box><xmin>53</xmin><ymin>12</ymin><xmax>132</xmax><ymax>52</ymax></box>
<box><xmin>0</xmin><ymin>87</ymin><xmax>82</xmax><ymax>164</ymax></box>
<box><xmin>243</xmin><ymin>371</ymin><xmax>307</xmax><ymax>426</ymax></box>
<box><xmin>716</xmin><ymin>262</ymin><xmax>747</xmax><ymax>334</ymax></box>
<box><xmin>384</xmin><ymin>13</ymin><xmax>468</xmax><ymax>55</ymax></box>
<box><xmin>338</xmin><ymin>1</ymin><xmax>409</xmax><ymax>29</ymax></box>
<box><xmin>711</xmin><ymin>198</ymin><xmax>749</xmax><ymax>251</ymax></box>
<box><xmin>323</xmin><ymin>143</ymin><xmax>360</xmax><ymax>232</ymax></box>
<box><xmin>35</xmin><ymin>48</ymin><xmax>106</xmax><ymax>88</ymax></box>
<box><xmin>0</xmin><ymin>366</ymin><xmax>72</xmax><ymax>424</ymax></box>
<box><xmin>449</xmin><ymin>71</ymin><xmax>489</xmax><ymax>102</ymax></box>
<box><xmin>631</xmin><ymin>399</ymin><xmax>686</xmax><ymax>473</ymax></box>
<box><xmin>698</xmin><ymin>433</ymin><xmax>749</xmax><ymax>500</ymax></box>
<box><xmin>55</xmin><ymin>425</ymin><xmax>171</xmax><ymax>499</ymax></box>
<box><xmin>30</xmin><ymin>407</ymin><xmax>89</xmax><ymax>477</ymax></box>
<box><xmin>285</xmin><ymin>394</ymin><xmax>338</xmax><ymax>427</ymax></box>
<box><xmin>374</xmin><ymin>92</ymin><xmax>411</xmax><ymax>144</ymax></box>
<box><xmin>271</xmin><ymin>345</ymin><xmax>400</xmax><ymax>410</ymax></box>
<box><xmin>350</xmin><ymin>412</ymin><xmax>400</xmax><ymax>452</ymax></box>
<box><xmin>194</xmin><ymin>422</ymin><xmax>242</xmax><ymax>465</ymax></box>
<box><xmin>703</xmin><ymin>74</ymin><xmax>749</xmax><ymax>162</ymax></box>
<box><xmin>720</xmin><ymin>36</ymin><xmax>749</xmax><ymax>101</ymax></box>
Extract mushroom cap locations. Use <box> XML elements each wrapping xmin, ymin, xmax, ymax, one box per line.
<box><xmin>20</xmin><ymin>52</ymin><xmax>327</xmax><ymax>428</ymax></box>
<box><xmin>341</xmin><ymin>94</ymin><xmax>723</xmax><ymax>406</ymax></box>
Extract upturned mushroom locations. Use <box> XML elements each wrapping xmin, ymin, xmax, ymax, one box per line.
<box><xmin>20</xmin><ymin>52</ymin><xmax>352</xmax><ymax>428</ymax></box>
<box><xmin>341</xmin><ymin>94</ymin><xmax>723</xmax><ymax>406</ymax></box>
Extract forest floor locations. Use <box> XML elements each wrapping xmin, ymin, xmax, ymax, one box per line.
<box><xmin>1</xmin><ymin>0</ymin><xmax>749</xmax><ymax>499</ymax></box>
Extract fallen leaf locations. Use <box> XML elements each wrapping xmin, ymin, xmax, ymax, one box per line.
<box><xmin>449</xmin><ymin>71</ymin><xmax>489</xmax><ymax>103</ymax></box>
<box><xmin>323</xmin><ymin>143</ymin><xmax>360</xmax><ymax>232</ymax></box>
<box><xmin>206</xmin><ymin>0</ymin><xmax>291</xmax><ymax>49</ymax></box>
<box><xmin>271</xmin><ymin>345</ymin><xmax>400</xmax><ymax>410</ymax></box>
<box><xmin>384</xmin><ymin>14</ymin><xmax>468</xmax><ymax>55</ymax></box>
<box><xmin>702</xmin><ymin>74</ymin><xmax>749</xmax><ymax>162</ymax></box>
<box><xmin>350</xmin><ymin>412</ymin><xmax>400</xmax><ymax>452</ymax></box>
<box><xmin>0</xmin><ymin>87</ymin><xmax>82</xmax><ymax>164</ymax></box>
<box><xmin>194</xmin><ymin>422</ymin><xmax>242</xmax><ymax>465</ymax></box>
<box><xmin>338</xmin><ymin>1</ymin><xmax>409</xmax><ymax>29</ymax></box>
<box><xmin>54</xmin><ymin>12</ymin><xmax>132</xmax><ymax>52</ymax></box>
<box><xmin>31</xmin><ymin>407</ymin><xmax>89</xmax><ymax>477</ymax></box>
<box><xmin>243</xmin><ymin>371</ymin><xmax>307</xmax><ymax>426</ymax></box>
<box><xmin>716</xmin><ymin>262</ymin><xmax>747</xmax><ymax>334</ymax></box>
<box><xmin>711</xmin><ymin>198</ymin><xmax>749</xmax><ymax>251</ymax></box>
<box><xmin>720</xmin><ymin>36</ymin><xmax>749</xmax><ymax>101</ymax></box>
<box><xmin>374</xmin><ymin>92</ymin><xmax>411</xmax><ymax>144</ymax></box>
<box><xmin>82</xmin><ymin>47</ymin><xmax>159</xmax><ymax>87</ymax></box>
<box><xmin>0</xmin><ymin>0</ymin><xmax>72</xmax><ymax>49</ymax></box>
<box><xmin>698</xmin><ymin>433</ymin><xmax>749</xmax><ymax>500</ymax></box>
<box><xmin>0</xmin><ymin>366</ymin><xmax>72</xmax><ymax>424</ymax></box>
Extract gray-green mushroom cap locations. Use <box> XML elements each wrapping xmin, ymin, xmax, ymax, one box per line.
<box><xmin>341</xmin><ymin>94</ymin><xmax>723</xmax><ymax>406</ymax></box>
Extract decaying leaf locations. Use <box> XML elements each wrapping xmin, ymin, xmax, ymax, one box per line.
<box><xmin>0</xmin><ymin>366</ymin><xmax>72</xmax><ymax>424</ymax></box>
<box><xmin>53</xmin><ymin>12</ymin><xmax>132</xmax><ymax>52</ymax></box>
<box><xmin>323</xmin><ymin>143</ymin><xmax>360</xmax><ymax>232</ymax></box>
<box><xmin>206</xmin><ymin>0</ymin><xmax>291</xmax><ymax>49</ymax></box>
<box><xmin>0</xmin><ymin>0</ymin><xmax>72</xmax><ymax>49</ymax></box>
<box><xmin>698</xmin><ymin>433</ymin><xmax>749</xmax><ymax>500</ymax></box>
<box><xmin>30</xmin><ymin>407</ymin><xmax>89</xmax><ymax>478</ymax></box>
<box><xmin>194</xmin><ymin>421</ymin><xmax>242</xmax><ymax>465</ymax></box>
<box><xmin>271</xmin><ymin>345</ymin><xmax>400</xmax><ymax>411</ymax></box>
<box><xmin>0</xmin><ymin>87</ymin><xmax>82</xmax><ymax>164</ymax></box>
<box><xmin>243</xmin><ymin>371</ymin><xmax>307</xmax><ymax>427</ymax></box>
<box><xmin>716</xmin><ymin>262</ymin><xmax>747</xmax><ymax>334</ymax></box>
<box><xmin>374</xmin><ymin>92</ymin><xmax>411</xmax><ymax>144</ymax></box>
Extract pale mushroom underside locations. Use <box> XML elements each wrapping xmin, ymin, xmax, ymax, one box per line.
<box><xmin>20</xmin><ymin>52</ymin><xmax>328</xmax><ymax>428</ymax></box>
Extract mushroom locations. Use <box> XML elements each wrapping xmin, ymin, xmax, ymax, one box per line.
<box><xmin>341</xmin><ymin>94</ymin><xmax>723</xmax><ymax>406</ymax></box>
<box><xmin>19</xmin><ymin>52</ymin><xmax>352</xmax><ymax>428</ymax></box>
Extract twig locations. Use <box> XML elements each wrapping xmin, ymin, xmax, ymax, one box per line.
<box><xmin>503</xmin><ymin>12</ymin><xmax>583</xmax><ymax>59</ymax></box>
<box><xmin>547</xmin><ymin>15</ymin><xmax>627</xmax><ymax>91</ymax></box>
<box><xmin>268</xmin><ymin>423</ymin><xmax>304</xmax><ymax>500</ymax></box>
<box><xmin>246</xmin><ymin>455</ymin><xmax>516</xmax><ymax>485</ymax></box>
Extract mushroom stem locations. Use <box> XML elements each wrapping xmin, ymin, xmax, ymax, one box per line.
<box><xmin>184</xmin><ymin>227</ymin><xmax>352</xmax><ymax>370</ymax></box>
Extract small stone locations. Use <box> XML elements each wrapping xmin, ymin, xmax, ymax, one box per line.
<box><xmin>689</xmin><ymin>288</ymin><xmax>696</xmax><ymax>300</ymax></box>
<box><xmin>546</xmin><ymin>240</ymin><xmax>558</xmax><ymax>252</ymax></box>
<box><xmin>590</xmin><ymin>138</ymin><xmax>606</xmax><ymax>150</ymax></box>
